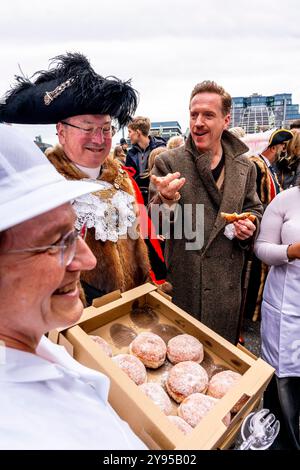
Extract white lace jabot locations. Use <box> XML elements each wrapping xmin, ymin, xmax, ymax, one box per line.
<box><xmin>72</xmin><ymin>179</ymin><xmax>136</xmax><ymax>242</ymax></box>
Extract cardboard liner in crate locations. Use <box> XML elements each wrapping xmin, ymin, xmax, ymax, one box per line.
<box><xmin>49</xmin><ymin>283</ymin><xmax>274</xmax><ymax>450</ymax></box>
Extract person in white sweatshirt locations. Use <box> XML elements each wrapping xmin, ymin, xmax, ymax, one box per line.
<box><xmin>254</xmin><ymin>184</ymin><xmax>300</xmax><ymax>449</ymax></box>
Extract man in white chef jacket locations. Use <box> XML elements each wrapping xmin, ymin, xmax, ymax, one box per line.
<box><xmin>0</xmin><ymin>124</ymin><xmax>147</xmax><ymax>450</ymax></box>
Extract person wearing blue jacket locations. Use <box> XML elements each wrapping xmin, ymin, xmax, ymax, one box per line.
<box><xmin>126</xmin><ymin>116</ymin><xmax>166</xmax><ymax>203</ymax></box>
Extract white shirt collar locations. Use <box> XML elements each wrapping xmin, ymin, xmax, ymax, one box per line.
<box><xmin>75</xmin><ymin>163</ymin><xmax>101</xmax><ymax>179</ymax></box>
<box><xmin>0</xmin><ymin>335</ymin><xmax>110</xmax><ymax>399</ymax></box>
<box><xmin>260</xmin><ymin>154</ymin><xmax>271</xmax><ymax>167</ymax></box>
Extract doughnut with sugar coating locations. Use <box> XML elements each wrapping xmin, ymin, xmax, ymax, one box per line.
<box><xmin>89</xmin><ymin>335</ymin><xmax>113</xmax><ymax>357</ymax></box>
<box><xmin>166</xmin><ymin>361</ymin><xmax>209</xmax><ymax>403</ymax></box>
<box><xmin>178</xmin><ymin>392</ymin><xmax>231</xmax><ymax>428</ymax></box>
<box><xmin>207</xmin><ymin>370</ymin><xmax>247</xmax><ymax>413</ymax></box>
<box><xmin>130</xmin><ymin>332</ymin><xmax>167</xmax><ymax>368</ymax></box>
<box><xmin>113</xmin><ymin>354</ymin><xmax>147</xmax><ymax>385</ymax></box>
<box><xmin>168</xmin><ymin>415</ymin><xmax>193</xmax><ymax>434</ymax></box>
<box><xmin>167</xmin><ymin>334</ymin><xmax>204</xmax><ymax>364</ymax></box>
<box><xmin>139</xmin><ymin>382</ymin><xmax>172</xmax><ymax>415</ymax></box>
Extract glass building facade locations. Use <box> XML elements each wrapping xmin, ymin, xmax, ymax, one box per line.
<box><xmin>150</xmin><ymin>121</ymin><xmax>182</xmax><ymax>139</ymax></box>
<box><xmin>230</xmin><ymin>93</ymin><xmax>300</xmax><ymax>133</ymax></box>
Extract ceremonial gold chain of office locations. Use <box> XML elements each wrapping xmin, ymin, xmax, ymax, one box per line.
<box><xmin>92</xmin><ymin>167</ymin><xmax>126</xmax><ymax>199</ymax></box>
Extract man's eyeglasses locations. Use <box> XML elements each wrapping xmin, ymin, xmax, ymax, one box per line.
<box><xmin>61</xmin><ymin>120</ymin><xmax>112</xmax><ymax>138</ymax></box>
<box><xmin>3</xmin><ymin>225</ymin><xmax>87</xmax><ymax>267</ymax></box>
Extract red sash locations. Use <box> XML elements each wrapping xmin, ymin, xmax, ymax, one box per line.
<box><xmin>123</xmin><ymin>166</ymin><xmax>166</xmax><ymax>284</ymax></box>
<box><xmin>268</xmin><ymin>172</ymin><xmax>276</xmax><ymax>201</ymax></box>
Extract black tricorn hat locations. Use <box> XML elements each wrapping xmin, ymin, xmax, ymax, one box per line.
<box><xmin>268</xmin><ymin>128</ymin><xmax>293</xmax><ymax>147</ymax></box>
<box><xmin>0</xmin><ymin>52</ymin><xmax>138</xmax><ymax>127</ymax></box>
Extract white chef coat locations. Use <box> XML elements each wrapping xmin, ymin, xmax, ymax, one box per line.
<box><xmin>0</xmin><ymin>335</ymin><xmax>147</xmax><ymax>450</ymax></box>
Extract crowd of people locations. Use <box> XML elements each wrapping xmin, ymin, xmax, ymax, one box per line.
<box><xmin>0</xmin><ymin>51</ymin><xmax>299</xmax><ymax>449</ymax></box>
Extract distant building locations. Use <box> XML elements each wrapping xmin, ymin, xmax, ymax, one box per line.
<box><xmin>150</xmin><ymin>121</ymin><xmax>182</xmax><ymax>140</ymax></box>
<box><xmin>230</xmin><ymin>93</ymin><xmax>300</xmax><ymax>133</ymax></box>
<box><xmin>34</xmin><ymin>135</ymin><xmax>51</xmax><ymax>153</ymax></box>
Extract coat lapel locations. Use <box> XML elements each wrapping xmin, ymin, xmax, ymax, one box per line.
<box><xmin>186</xmin><ymin>136</ymin><xmax>222</xmax><ymax>209</ymax></box>
<box><xmin>185</xmin><ymin>132</ymin><xmax>249</xmax><ymax>253</ymax></box>
<box><xmin>204</xmin><ymin>133</ymin><xmax>250</xmax><ymax>251</ymax></box>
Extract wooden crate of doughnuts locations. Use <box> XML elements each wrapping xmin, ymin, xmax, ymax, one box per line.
<box><xmin>49</xmin><ymin>283</ymin><xmax>274</xmax><ymax>450</ymax></box>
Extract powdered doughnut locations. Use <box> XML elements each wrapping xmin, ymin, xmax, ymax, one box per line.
<box><xmin>166</xmin><ymin>361</ymin><xmax>209</xmax><ymax>403</ymax></box>
<box><xmin>167</xmin><ymin>334</ymin><xmax>204</xmax><ymax>364</ymax></box>
<box><xmin>139</xmin><ymin>382</ymin><xmax>172</xmax><ymax>415</ymax></box>
<box><xmin>89</xmin><ymin>335</ymin><xmax>113</xmax><ymax>357</ymax></box>
<box><xmin>130</xmin><ymin>332</ymin><xmax>167</xmax><ymax>368</ymax></box>
<box><xmin>168</xmin><ymin>415</ymin><xmax>193</xmax><ymax>434</ymax></box>
<box><xmin>207</xmin><ymin>370</ymin><xmax>247</xmax><ymax>413</ymax></box>
<box><xmin>178</xmin><ymin>392</ymin><xmax>231</xmax><ymax>428</ymax></box>
<box><xmin>113</xmin><ymin>354</ymin><xmax>147</xmax><ymax>385</ymax></box>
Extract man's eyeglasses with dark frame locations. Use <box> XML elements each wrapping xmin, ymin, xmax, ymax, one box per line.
<box><xmin>61</xmin><ymin>121</ymin><xmax>112</xmax><ymax>138</ymax></box>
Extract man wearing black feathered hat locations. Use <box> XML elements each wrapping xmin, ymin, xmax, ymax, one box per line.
<box><xmin>0</xmin><ymin>52</ymin><xmax>150</xmax><ymax>305</ymax></box>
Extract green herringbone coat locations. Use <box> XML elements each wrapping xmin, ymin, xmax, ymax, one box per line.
<box><xmin>149</xmin><ymin>130</ymin><xmax>263</xmax><ymax>343</ymax></box>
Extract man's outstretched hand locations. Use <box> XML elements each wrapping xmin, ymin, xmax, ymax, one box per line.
<box><xmin>151</xmin><ymin>172</ymin><xmax>186</xmax><ymax>201</ymax></box>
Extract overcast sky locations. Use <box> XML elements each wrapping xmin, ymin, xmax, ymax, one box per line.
<box><xmin>1</xmin><ymin>0</ymin><xmax>299</xmax><ymax>145</ymax></box>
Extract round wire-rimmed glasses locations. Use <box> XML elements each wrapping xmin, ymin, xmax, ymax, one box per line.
<box><xmin>3</xmin><ymin>224</ymin><xmax>87</xmax><ymax>267</ymax></box>
<box><xmin>61</xmin><ymin>120</ymin><xmax>112</xmax><ymax>138</ymax></box>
